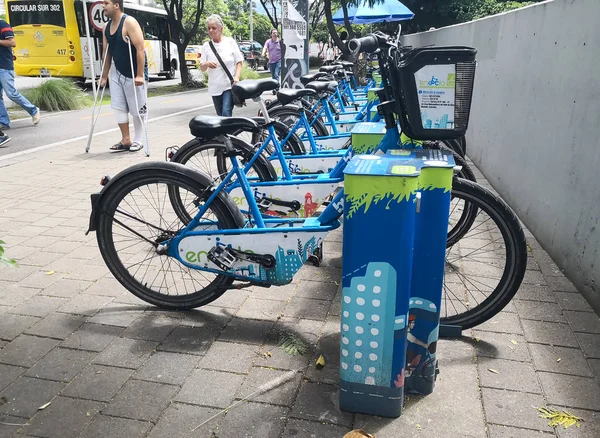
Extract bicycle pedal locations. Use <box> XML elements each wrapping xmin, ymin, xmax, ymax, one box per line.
<box><xmin>257</xmin><ymin>197</ymin><xmax>273</xmax><ymax>210</ymax></box>
<box><xmin>207</xmin><ymin>246</ymin><xmax>237</xmax><ymax>270</ymax></box>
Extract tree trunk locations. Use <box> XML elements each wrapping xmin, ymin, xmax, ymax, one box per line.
<box><xmin>324</xmin><ymin>0</ymin><xmax>350</xmax><ymax>59</ymax></box>
<box><xmin>176</xmin><ymin>42</ymin><xmax>189</xmax><ymax>86</ymax></box>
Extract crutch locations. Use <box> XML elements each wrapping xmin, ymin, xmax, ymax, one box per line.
<box><xmin>126</xmin><ymin>36</ymin><xmax>150</xmax><ymax>157</ymax></box>
<box><xmin>85</xmin><ymin>43</ymin><xmax>110</xmax><ymax>153</ymax></box>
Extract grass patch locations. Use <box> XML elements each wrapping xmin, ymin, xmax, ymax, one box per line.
<box><xmin>22</xmin><ymin>79</ymin><xmax>88</xmax><ymax>111</ymax></box>
<box><xmin>147</xmin><ymin>84</ymin><xmax>194</xmax><ymax>98</ymax></box>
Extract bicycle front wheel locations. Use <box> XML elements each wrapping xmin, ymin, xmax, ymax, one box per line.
<box><xmin>441</xmin><ymin>178</ymin><xmax>527</xmax><ymax>329</ymax></box>
<box><xmin>96</xmin><ymin>166</ymin><xmax>244</xmax><ymax>310</ymax></box>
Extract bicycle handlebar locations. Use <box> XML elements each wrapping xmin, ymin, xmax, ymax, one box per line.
<box><xmin>348</xmin><ymin>32</ymin><xmax>390</xmax><ymax>55</ymax></box>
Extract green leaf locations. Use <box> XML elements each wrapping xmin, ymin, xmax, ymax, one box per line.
<box><xmin>278</xmin><ymin>331</ymin><xmax>308</xmax><ymax>356</ymax></box>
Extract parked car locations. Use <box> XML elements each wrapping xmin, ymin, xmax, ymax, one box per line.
<box><xmin>238</xmin><ymin>40</ymin><xmax>268</xmax><ymax>70</ymax></box>
<box><xmin>185</xmin><ymin>45</ymin><xmax>202</xmax><ymax>69</ymax></box>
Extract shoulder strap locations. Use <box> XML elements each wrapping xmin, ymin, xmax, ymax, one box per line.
<box><xmin>209</xmin><ymin>40</ymin><xmax>234</xmax><ymax>84</ymax></box>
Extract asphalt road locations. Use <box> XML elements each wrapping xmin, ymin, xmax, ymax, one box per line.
<box><xmin>0</xmin><ymin>84</ymin><xmax>262</xmax><ymax>157</ymax></box>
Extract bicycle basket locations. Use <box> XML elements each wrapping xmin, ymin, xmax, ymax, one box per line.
<box><xmin>395</xmin><ymin>46</ymin><xmax>476</xmax><ymax>140</ymax></box>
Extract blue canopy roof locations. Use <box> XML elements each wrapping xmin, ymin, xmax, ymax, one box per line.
<box><xmin>332</xmin><ymin>0</ymin><xmax>414</xmax><ymax>25</ymax></box>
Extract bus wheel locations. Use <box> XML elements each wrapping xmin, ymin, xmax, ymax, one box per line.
<box><xmin>166</xmin><ymin>61</ymin><xmax>177</xmax><ymax>80</ymax></box>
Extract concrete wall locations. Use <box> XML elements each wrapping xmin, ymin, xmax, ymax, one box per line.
<box><xmin>401</xmin><ymin>0</ymin><xmax>600</xmax><ymax>311</ymax></box>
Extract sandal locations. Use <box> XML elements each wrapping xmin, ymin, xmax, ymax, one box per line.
<box><xmin>110</xmin><ymin>142</ymin><xmax>132</xmax><ymax>152</ymax></box>
<box><xmin>129</xmin><ymin>142</ymin><xmax>143</xmax><ymax>152</ymax></box>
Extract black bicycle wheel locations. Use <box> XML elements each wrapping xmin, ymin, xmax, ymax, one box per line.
<box><xmin>441</xmin><ymin>178</ymin><xmax>527</xmax><ymax>329</ymax></box>
<box><xmin>458</xmin><ymin>136</ymin><xmax>467</xmax><ymax>156</ymax></box>
<box><xmin>170</xmin><ymin>137</ymin><xmax>277</xmax><ymax>183</ymax></box>
<box><xmin>268</xmin><ymin>106</ymin><xmax>329</xmax><ymax>139</ymax></box>
<box><xmin>233</xmin><ymin>118</ymin><xmax>306</xmax><ymax>155</ymax></box>
<box><xmin>96</xmin><ymin>165</ymin><xmax>244</xmax><ymax>310</ymax></box>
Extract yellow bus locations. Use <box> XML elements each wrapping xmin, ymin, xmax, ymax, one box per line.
<box><xmin>5</xmin><ymin>0</ymin><xmax>179</xmax><ymax>82</ymax></box>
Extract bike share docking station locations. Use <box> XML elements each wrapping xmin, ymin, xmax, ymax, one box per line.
<box><xmin>339</xmin><ymin>137</ymin><xmax>456</xmax><ymax>417</ymax></box>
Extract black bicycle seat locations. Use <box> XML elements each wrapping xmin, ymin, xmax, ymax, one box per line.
<box><xmin>276</xmin><ymin>88</ymin><xmax>317</xmax><ymax>106</ymax></box>
<box><xmin>337</xmin><ymin>60</ymin><xmax>354</xmax><ymax>68</ymax></box>
<box><xmin>300</xmin><ymin>72</ymin><xmax>327</xmax><ymax>85</ymax></box>
<box><xmin>306</xmin><ymin>81</ymin><xmax>338</xmax><ymax>93</ymax></box>
<box><xmin>232</xmin><ymin>78</ymin><xmax>279</xmax><ymax>101</ymax></box>
<box><xmin>319</xmin><ymin>65</ymin><xmax>342</xmax><ymax>73</ymax></box>
<box><xmin>189</xmin><ymin>116</ymin><xmax>259</xmax><ymax>138</ymax></box>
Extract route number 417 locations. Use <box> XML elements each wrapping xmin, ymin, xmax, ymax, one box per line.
<box><xmin>57</xmin><ymin>49</ymin><xmax>66</xmax><ymax>55</ymax></box>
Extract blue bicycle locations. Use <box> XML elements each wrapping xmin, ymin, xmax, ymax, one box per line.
<box><xmin>89</xmin><ymin>34</ymin><xmax>526</xmax><ymax>329</ymax></box>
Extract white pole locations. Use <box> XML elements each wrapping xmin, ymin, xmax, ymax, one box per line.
<box><xmin>81</xmin><ymin>0</ymin><xmax>97</xmax><ymax>99</ymax></box>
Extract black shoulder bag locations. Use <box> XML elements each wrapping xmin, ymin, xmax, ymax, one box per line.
<box><xmin>208</xmin><ymin>40</ymin><xmax>245</xmax><ymax>108</ymax></box>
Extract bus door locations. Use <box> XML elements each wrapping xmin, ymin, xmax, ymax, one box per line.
<box><xmin>156</xmin><ymin>15</ymin><xmax>171</xmax><ymax>72</ymax></box>
<box><xmin>75</xmin><ymin>0</ymin><xmax>106</xmax><ymax>80</ymax></box>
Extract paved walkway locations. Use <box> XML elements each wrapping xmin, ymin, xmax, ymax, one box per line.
<box><xmin>0</xmin><ymin>110</ymin><xmax>599</xmax><ymax>437</ymax></box>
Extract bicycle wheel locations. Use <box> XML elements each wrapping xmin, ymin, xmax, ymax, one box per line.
<box><xmin>458</xmin><ymin>136</ymin><xmax>467</xmax><ymax>156</ymax></box>
<box><xmin>170</xmin><ymin>137</ymin><xmax>277</xmax><ymax>183</ymax></box>
<box><xmin>96</xmin><ymin>165</ymin><xmax>244</xmax><ymax>310</ymax></box>
<box><xmin>169</xmin><ymin>138</ymin><xmax>276</xmax><ymax>222</ymax></box>
<box><xmin>238</xmin><ymin>120</ymin><xmax>306</xmax><ymax>156</ymax></box>
<box><xmin>269</xmin><ymin>106</ymin><xmax>329</xmax><ymax>139</ymax></box>
<box><xmin>441</xmin><ymin>178</ymin><xmax>527</xmax><ymax>329</ymax></box>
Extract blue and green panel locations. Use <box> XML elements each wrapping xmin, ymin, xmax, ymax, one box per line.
<box><xmin>385</xmin><ymin>149</ymin><xmax>455</xmax><ymax>395</ymax></box>
<box><xmin>351</xmin><ymin>122</ymin><xmax>387</xmax><ymax>155</ymax></box>
<box><xmin>340</xmin><ymin>154</ymin><xmax>419</xmax><ymax>418</ymax></box>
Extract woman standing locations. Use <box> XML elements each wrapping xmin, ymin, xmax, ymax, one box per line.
<box><xmin>200</xmin><ymin>15</ymin><xmax>243</xmax><ymax>117</ymax></box>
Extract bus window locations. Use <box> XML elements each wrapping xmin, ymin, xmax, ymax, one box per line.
<box><xmin>7</xmin><ymin>0</ymin><xmax>66</xmax><ymax>27</ymax></box>
<box><xmin>74</xmin><ymin>1</ymin><xmax>87</xmax><ymax>37</ymax></box>
<box><xmin>156</xmin><ymin>16</ymin><xmax>170</xmax><ymax>41</ymax></box>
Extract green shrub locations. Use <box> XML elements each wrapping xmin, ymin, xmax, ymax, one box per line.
<box><xmin>184</xmin><ymin>72</ymin><xmax>206</xmax><ymax>89</ymax></box>
<box><xmin>240</xmin><ymin>62</ymin><xmax>260</xmax><ymax>80</ymax></box>
<box><xmin>309</xmin><ymin>56</ymin><xmax>323</xmax><ymax>69</ymax></box>
<box><xmin>23</xmin><ymin>79</ymin><xmax>87</xmax><ymax>111</ymax></box>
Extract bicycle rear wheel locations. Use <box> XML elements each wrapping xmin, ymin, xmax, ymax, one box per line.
<box><xmin>441</xmin><ymin>178</ymin><xmax>527</xmax><ymax>329</ymax></box>
<box><xmin>96</xmin><ymin>166</ymin><xmax>244</xmax><ymax>310</ymax></box>
<box><xmin>268</xmin><ymin>106</ymin><xmax>329</xmax><ymax>139</ymax></box>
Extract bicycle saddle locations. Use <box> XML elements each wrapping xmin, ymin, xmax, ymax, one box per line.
<box><xmin>276</xmin><ymin>88</ymin><xmax>317</xmax><ymax>106</ymax></box>
<box><xmin>337</xmin><ymin>60</ymin><xmax>354</xmax><ymax>68</ymax></box>
<box><xmin>189</xmin><ymin>116</ymin><xmax>259</xmax><ymax>138</ymax></box>
<box><xmin>232</xmin><ymin>78</ymin><xmax>279</xmax><ymax>101</ymax></box>
<box><xmin>319</xmin><ymin>65</ymin><xmax>342</xmax><ymax>73</ymax></box>
<box><xmin>306</xmin><ymin>81</ymin><xmax>338</xmax><ymax>93</ymax></box>
<box><xmin>300</xmin><ymin>72</ymin><xmax>327</xmax><ymax>85</ymax></box>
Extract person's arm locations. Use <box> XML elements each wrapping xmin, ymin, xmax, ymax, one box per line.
<box><xmin>232</xmin><ymin>38</ymin><xmax>244</xmax><ymax>83</ymax></box>
<box><xmin>200</xmin><ymin>43</ymin><xmax>217</xmax><ymax>72</ymax></box>
<box><xmin>0</xmin><ymin>22</ymin><xmax>16</xmax><ymax>48</ymax></box>
<box><xmin>100</xmin><ymin>27</ymin><xmax>112</xmax><ymax>87</ymax></box>
<box><xmin>125</xmin><ymin>17</ymin><xmax>146</xmax><ymax>86</ymax></box>
<box><xmin>261</xmin><ymin>40</ymin><xmax>267</xmax><ymax>57</ymax></box>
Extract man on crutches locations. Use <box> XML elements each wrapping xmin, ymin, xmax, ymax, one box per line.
<box><xmin>99</xmin><ymin>0</ymin><xmax>149</xmax><ymax>154</ymax></box>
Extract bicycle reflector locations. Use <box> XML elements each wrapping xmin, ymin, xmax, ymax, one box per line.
<box><xmin>100</xmin><ymin>175</ymin><xmax>111</xmax><ymax>186</ymax></box>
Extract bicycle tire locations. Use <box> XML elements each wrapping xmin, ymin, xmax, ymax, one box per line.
<box><xmin>250</xmin><ymin>119</ymin><xmax>306</xmax><ymax>155</ymax></box>
<box><xmin>97</xmin><ymin>165</ymin><xmax>244</xmax><ymax>310</ymax></box>
<box><xmin>170</xmin><ymin>137</ymin><xmax>277</xmax><ymax>183</ymax></box>
<box><xmin>458</xmin><ymin>136</ymin><xmax>467</xmax><ymax>156</ymax></box>
<box><xmin>268</xmin><ymin>106</ymin><xmax>329</xmax><ymax>138</ymax></box>
<box><xmin>441</xmin><ymin>178</ymin><xmax>527</xmax><ymax>329</ymax></box>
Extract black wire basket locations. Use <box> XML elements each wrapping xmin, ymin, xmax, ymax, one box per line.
<box><xmin>395</xmin><ymin>46</ymin><xmax>477</xmax><ymax>140</ymax></box>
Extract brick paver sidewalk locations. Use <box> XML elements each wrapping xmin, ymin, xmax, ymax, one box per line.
<box><xmin>0</xmin><ymin>113</ymin><xmax>599</xmax><ymax>437</ymax></box>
